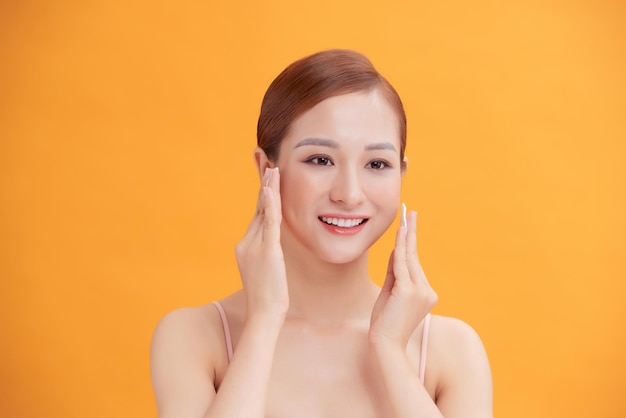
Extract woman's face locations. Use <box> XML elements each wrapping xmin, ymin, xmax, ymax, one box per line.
<box><xmin>275</xmin><ymin>89</ymin><xmax>403</xmax><ymax>264</ymax></box>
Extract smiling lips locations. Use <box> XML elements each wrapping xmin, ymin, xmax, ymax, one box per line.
<box><xmin>319</xmin><ymin>216</ymin><xmax>368</xmax><ymax>235</ymax></box>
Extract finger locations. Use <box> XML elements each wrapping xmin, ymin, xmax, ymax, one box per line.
<box><xmin>406</xmin><ymin>211</ymin><xmax>417</xmax><ymax>256</ymax></box>
<box><xmin>241</xmin><ymin>173</ymin><xmax>269</xmax><ymax>248</ymax></box>
<box><xmin>268</xmin><ymin>167</ymin><xmax>282</xmax><ymax>222</ymax></box>
<box><xmin>248</xmin><ymin>167</ymin><xmax>274</xmax><ymax>231</ymax></box>
<box><xmin>392</xmin><ymin>219</ymin><xmax>410</xmax><ymax>282</ymax></box>
<box><xmin>256</xmin><ymin>168</ymin><xmax>272</xmax><ymax>215</ymax></box>
<box><xmin>248</xmin><ymin>167</ymin><xmax>280</xmax><ymax>247</ymax></box>
<box><xmin>380</xmin><ymin>250</ymin><xmax>396</xmax><ymax>294</ymax></box>
<box><xmin>405</xmin><ymin>211</ymin><xmax>422</xmax><ymax>282</ymax></box>
<box><xmin>406</xmin><ymin>211</ymin><xmax>432</xmax><ymax>288</ymax></box>
<box><xmin>262</xmin><ymin>187</ymin><xmax>281</xmax><ymax>244</ymax></box>
<box><xmin>239</xmin><ymin>206</ymin><xmax>264</xmax><ymax>250</ymax></box>
<box><xmin>255</xmin><ymin>186</ymin><xmax>264</xmax><ymax>215</ymax></box>
<box><xmin>262</xmin><ymin>170</ymin><xmax>282</xmax><ymax>243</ymax></box>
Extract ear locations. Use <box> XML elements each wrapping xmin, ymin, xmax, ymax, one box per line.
<box><xmin>401</xmin><ymin>155</ymin><xmax>409</xmax><ymax>175</ymax></box>
<box><xmin>253</xmin><ymin>147</ymin><xmax>274</xmax><ymax>182</ymax></box>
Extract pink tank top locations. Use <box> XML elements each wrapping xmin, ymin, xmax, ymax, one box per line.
<box><xmin>211</xmin><ymin>302</ymin><xmax>432</xmax><ymax>384</ymax></box>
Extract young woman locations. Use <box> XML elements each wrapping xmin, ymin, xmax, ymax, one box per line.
<box><xmin>150</xmin><ymin>49</ymin><xmax>493</xmax><ymax>418</ymax></box>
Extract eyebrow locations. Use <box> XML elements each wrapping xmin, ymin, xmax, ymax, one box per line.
<box><xmin>294</xmin><ymin>138</ymin><xmax>339</xmax><ymax>149</ymax></box>
<box><xmin>294</xmin><ymin>138</ymin><xmax>397</xmax><ymax>152</ymax></box>
<box><xmin>364</xmin><ymin>142</ymin><xmax>397</xmax><ymax>152</ymax></box>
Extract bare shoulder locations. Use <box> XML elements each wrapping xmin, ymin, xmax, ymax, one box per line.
<box><xmin>429</xmin><ymin>315</ymin><xmax>488</xmax><ymax>355</ymax></box>
<box><xmin>428</xmin><ymin>315</ymin><xmax>493</xmax><ymax>417</ymax></box>
<box><xmin>150</xmin><ymin>304</ymin><xmax>229</xmax><ymax>417</ymax></box>
<box><xmin>428</xmin><ymin>314</ymin><xmax>491</xmax><ymax>374</ymax></box>
<box><xmin>151</xmin><ymin>304</ymin><xmax>221</xmax><ymax>358</ymax></box>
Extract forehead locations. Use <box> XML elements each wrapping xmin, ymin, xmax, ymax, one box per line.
<box><xmin>282</xmin><ymin>90</ymin><xmax>401</xmax><ymax>149</ymax></box>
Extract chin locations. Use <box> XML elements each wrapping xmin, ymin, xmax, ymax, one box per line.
<box><xmin>308</xmin><ymin>231</ymin><xmax>382</xmax><ymax>265</ymax></box>
<box><xmin>317</xmin><ymin>248</ymin><xmax>368</xmax><ymax>265</ymax></box>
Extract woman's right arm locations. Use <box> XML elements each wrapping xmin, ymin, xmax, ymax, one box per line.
<box><xmin>151</xmin><ymin>167</ymin><xmax>287</xmax><ymax>418</ymax></box>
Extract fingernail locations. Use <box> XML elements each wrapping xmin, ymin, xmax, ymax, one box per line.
<box><xmin>401</xmin><ymin>203</ymin><xmax>407</xmax><ymax>227</ymax></box>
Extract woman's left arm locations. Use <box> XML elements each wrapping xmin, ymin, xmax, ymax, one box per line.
<box><xmin>369</xmin><ymin>339</ymin><xmax>443</xmax><ymax>418</ymax></box>
<box><xmin>369</xmin><ymin>210</ymin><xmax>492</xmax><ymax>418</ymax></box>
<box><xmin>429</xmin><ymin>317</ymin><xmax>493</xmax><ymax>418</ymax></box>
<box><xmin>371</xmin><ymin>316</ymin><xmax>493</xmax><ymax>418</ymax></box>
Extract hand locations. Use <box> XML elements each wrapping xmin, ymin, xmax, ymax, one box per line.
<box><xmin>369</xmin><ymin>209</ymin><xmax>438</xmax><ymax>348</ymax></box>
<box><xmin>234</xmin><ymin>167</ymin><xmax>289</xmax><ymax>320</ymax></box>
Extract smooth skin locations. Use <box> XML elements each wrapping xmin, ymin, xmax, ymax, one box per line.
<box><xmin>150</xmin><ymin>90</ymin><xmax>493</xmax><ymax>418</ymax></box>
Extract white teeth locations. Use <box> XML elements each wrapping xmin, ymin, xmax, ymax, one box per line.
<box><xmin>320</xmin><ymin>217</ymin><xmax>365</xmax><ymax>228</ymax></box>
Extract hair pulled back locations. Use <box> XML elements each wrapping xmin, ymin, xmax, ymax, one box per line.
<box><xmin>257</xmin><ymin>49</ymin><xmax>407</xmax><ymax>162</ymax></box>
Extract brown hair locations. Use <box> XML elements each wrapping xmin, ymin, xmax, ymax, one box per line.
<box><xmin>257</xmin><ymin>49</ymin><xmax>407</xmax><ymax>163</ymax></box>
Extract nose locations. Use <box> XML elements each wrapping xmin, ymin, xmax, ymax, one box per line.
<box><xmin>329</xmin><ymin>166</ymin><xmax>366</xmax><ymax>208</ymax></box>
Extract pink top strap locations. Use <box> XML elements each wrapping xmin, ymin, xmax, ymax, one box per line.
<box><xmin>212</xmin><ymin>302</ymin><xmax>233</xmax><ymax>362</ymax></box>
<box><xmin>419</xmin><ymin>313</ymin><xmax>431</xmax><ymax>384</ymax></box>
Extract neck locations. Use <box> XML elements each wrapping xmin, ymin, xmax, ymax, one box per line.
<box><xmin>281</xmin><ymin>234</ymin><xmax>380</xmax><ymax>326</ymax></box>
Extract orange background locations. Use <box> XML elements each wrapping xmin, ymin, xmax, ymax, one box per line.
<box><xmin>1</xmin><ymin>1</ymin><xmax>625</xmax><ymax>417</ymax></box>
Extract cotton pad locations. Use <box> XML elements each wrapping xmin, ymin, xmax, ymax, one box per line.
<box><xmin>401</xmin><ymin>203</ymin><xmax>407</xmax><ymax>227</ymax></box>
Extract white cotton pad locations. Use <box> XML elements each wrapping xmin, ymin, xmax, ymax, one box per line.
<box><xmin>401</xmin><ymin>203</ymin><xmax>407</xmax><ymax>227</ymax></box>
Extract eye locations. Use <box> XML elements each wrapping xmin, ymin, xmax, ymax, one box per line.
<box><xmin>306</xmin><ymin>156</ymin><xmax>334</xmax><ymax>166</ymax></box>
<box><xmin>366</xmin><ymin>160</ymin><xmax>390</xmax><ymax>170</ymax></box>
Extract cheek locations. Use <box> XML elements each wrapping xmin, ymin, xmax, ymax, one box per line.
<box><xmin>369</xmin><ymin>175</ymin><xmax>402</xmax><ymax>203</ymax></box>
<box><xmin>378</xmin><ymin>182</ymin><xmax>402</xmax><ymax>229</ymax></box>
<box><xmin>278</xmin><ymin>168</ymin><xmax>317</xmax><ymax>211</ymax></box>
